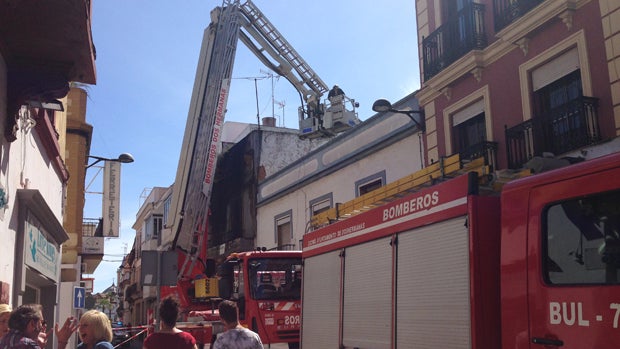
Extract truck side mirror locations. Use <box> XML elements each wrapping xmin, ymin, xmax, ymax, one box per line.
<box><xmin>205</xmin><ymin>259</ymin><xmax>216</xmax><ymax>278</ymax></box>
<box><xmin>218</xmin><ymin>276</ymin><xmax>233</xmax><ymax>299</ymax></box>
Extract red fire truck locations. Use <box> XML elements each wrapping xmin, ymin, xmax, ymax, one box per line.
<box><xmin>301</xmin><ymin>152</ymin><xmax>620</xmax><ymax>348</ymax></box>
<box><xmin>160</xmin><ymin>250</ymin><xmax>302</xmax><ymax>348</ymax></box>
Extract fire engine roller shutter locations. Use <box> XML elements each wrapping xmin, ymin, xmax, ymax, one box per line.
<box><xmin>396</xmin><ymin>216</ymin><xmax>471</xmax><ymax>348</ymax></box>
<box><xmin>301</xmin><ymin>249</ymin><xmax>340</xmax><ymax>349</ymax></box>
<box><xmin>342</xmin><ymin>237</ymin><xmax>392</xmax><ymax>349</ymax></box>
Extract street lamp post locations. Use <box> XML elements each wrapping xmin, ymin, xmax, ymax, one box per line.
<box><xmin>372</xmin><ymin>98</ymin><xmax>426</xmax><ymax>133</ymax></box>
<box><xmin>372</xmin><ymin>98</ymin><xmax>426</xmax><ymax>168</ymax></box>
<box><xmin>85</xmin><ymin>153</ymin><xmax>134</xmax><ymax>195</ymax></box>
<box><xmin>82</xmin><ymin>152</ymin><xmax>134</xmax><ymax>280</ymax></box>
<box><xmin>87</xmin><ymin>153</ymin><xmax>135</xmax><ymax>169</ymax></box>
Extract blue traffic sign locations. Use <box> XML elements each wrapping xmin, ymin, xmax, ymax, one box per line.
<box><xmin>73</xmin><ymin>286</ymin><xmax>85</xmax><ymax>309</ymax></box>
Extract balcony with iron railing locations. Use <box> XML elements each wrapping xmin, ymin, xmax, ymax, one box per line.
<box><xmin>493</xmin><ymin>0</ymin><xmax>544</xmax><ymax>32</ymax></box>
<box><xmin>458</xmin><ymin>141</ymin><xmax>498</xmax><ymax>172</ymax></box>
<box><xmin>82</xmin><ymin>218</ymin><xmax>105</xmax><ymax>255</ymax></box>
<box><xmin>422</xmin><ymin>3</ymin><xmax>487</xmax><ymax>81</ymax></box>
<box><xmin>505</xmin><ymin>96</ymin><xmax>600</xmax><ymax>169</ymax></box>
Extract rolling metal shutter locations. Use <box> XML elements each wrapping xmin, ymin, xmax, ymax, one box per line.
<box><xmin>301</xmin><ymin>250</ymin><xmax>341</xmax><ymax>349</ymax></box>
<box><xmin>532</xmin><ymin>47</ymin><xmax>579</xmax><ymax>91</ymax></box>
<box><xmin>396</xmin><ymin>216</ymin><xmax>471</xmax><ymax>348</ymax></box>
<box><xmin>342</xmin><ymin>237</ymin><xmax>392</xmax><ymax>349</ymax></box>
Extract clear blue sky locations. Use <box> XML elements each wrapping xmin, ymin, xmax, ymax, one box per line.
<box><xmin>85</xmin><ymin>0</ymin><xmax>420</xmax><ymax>293</ymax></box>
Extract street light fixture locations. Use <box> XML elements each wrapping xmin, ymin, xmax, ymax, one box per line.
<box><xmin>26</xmin><ymin>99</ymin><xmax>65</xmax><ymax>111</ymax></box>
<box><xmin>372</xmin><ymin>98</ymin><xmax>426</xmax><ymax>133</ymax></box>
<box><xmin>87</xmin><ymin>153</ymin><xmax>135</xmax><ymax>169</ymax></box>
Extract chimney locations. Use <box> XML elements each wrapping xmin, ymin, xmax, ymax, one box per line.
<box><xmin>262</xmin><ymin>117</ymin><xmax>276</xmax><ymax>127</ymax></box>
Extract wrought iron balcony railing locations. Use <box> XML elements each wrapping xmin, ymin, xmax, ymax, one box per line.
<box><xmin>493</xmin><ymin>0</ymin><xmax>544</xmax><ymax>32</ymax></box>
<box><xmin>505</xmin><ymin>96</ymin><xmax>600</xmax><ymax>169</ymax></box>
<box><xmin>422</xmin><ymin>3</ymin><xmax>487</xmax><ymax>81</ymax></box>
<box><xmin>458</xmin><ymin>141</ymin><xmax>498</xmax><ymax>172</ymax></box>
<box><xmin>82</xmin><ymin>218</ymin><xmax>102</xmax><ymax>237</ymax></box>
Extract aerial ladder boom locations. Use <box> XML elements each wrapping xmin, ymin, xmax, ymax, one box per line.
<box><xmin>167</xmin><ymin>0</ymin><xmax>360</xmax><ymax>280</ymax></box>
<box><xmin>237</xmin><ymin>1</ymin><xmax>328</xmax><ymax>106</ymax></box>
<box><xmin>237</xmin><ymin>0</ymin><xmax>360</xmax><ymax>138</ymax></box>
<box><xmin>168</xmin><ymin>2</ymin><xmax>241</xmax><ymax>279</ymax></box>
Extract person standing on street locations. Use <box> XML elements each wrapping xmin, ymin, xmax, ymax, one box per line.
<box><xmin>212</xmin><ymin>300</ymin><xmax>263</xmax><ymax>349</ymax></box>
<box><xmin>0</xmin><ymin>304</ymin><xmax>12</xmax><ymax>339</ymax></box>
<box><xmin>0</xmin><ymin>304</ymin><xmax>48</xmax><ymax>349</ymax></box>
<box><xmin>142</xmin><ymin>297</ymin><xmax>197</xmax><ymax>349</ymax></box>
<box><xmin>57</xmin><ymin>310</ymin><xmax>113</xmax><ymax>349</ymax></box>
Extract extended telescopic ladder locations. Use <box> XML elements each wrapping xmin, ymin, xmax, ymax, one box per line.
<box><xmin>238</xmin><ymin>0</ymin><xmax>328</xmax><ymax>101</ymax></box>
<box><xmin>172</xmin><ymin>0</ymin><xmax>241</xmax><ymax>279</ymax></box>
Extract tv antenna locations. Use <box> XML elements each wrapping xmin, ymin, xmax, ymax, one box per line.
<box><xmin>276</xmin><ymin>100</ymin><xmax>286</xmax><ymax>127</ymax></box>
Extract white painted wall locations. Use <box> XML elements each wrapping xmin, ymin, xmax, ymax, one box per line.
<box><xmin>0</xmin><ymin>52</ymin><xmax>6</xmax><ymax>138</ymax></box>
<box><xmin>0</xmin><ymin>52</ymin><xmax>65</xmax><ymax>304</ymax></box>
<box><xmin>0</xmin><ymin>116</ymin><xmax>65</xmax><ymax>303</ymax></box>
<box><xmin>0</xmin><ymin>52</ymin><xmax>14</xmax><ymax>293</ymax></box>
<box><xmin>257</xmin><ymin>121</ymin><xmax>422</xmax><ymax>249</ymax></box>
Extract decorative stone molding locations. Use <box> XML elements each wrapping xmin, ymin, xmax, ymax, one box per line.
<box><xmin>516</xmin><ymin>38</ymin><xmax>529</xmax><ymax>56</ymax></box>
<box><xmin>471</xmin><ymin>67</ymin><xmax>483</xmax><ymax>82</ymax></box>
<box><xmin>441</xmin><ymin>87</ymin><xmax>452</xmax><ymax>101</ymax></box>
<box><xmin>559</xmin><ymin>9</ymin><xmax>575</xmax><ymax>30</ymax></box>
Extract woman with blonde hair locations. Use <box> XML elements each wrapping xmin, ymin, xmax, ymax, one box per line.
<box><xmin>57</xmin><ymin>310</ymin><xmax>113</xmax><ymax>349</ymax></box>
<box><xmin>0</xmin><ymin>304</ymin><xmax>11</xmax><ymax>339</ymax></box>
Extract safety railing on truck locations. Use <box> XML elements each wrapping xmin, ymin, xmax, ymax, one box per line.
<box><xmin>309</xmin><ymin>153</ymin><xmax>495</xmax><ymax>230</ymax></box>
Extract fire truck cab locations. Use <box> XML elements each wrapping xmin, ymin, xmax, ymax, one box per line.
<box><xmin>218</xmin><ymin>251</ymin><xmax>302</xmax><ymax>347</ymax></box>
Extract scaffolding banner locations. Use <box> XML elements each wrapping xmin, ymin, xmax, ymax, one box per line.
<box><xmin>102</xmin><ymin>161</ymin><xmax>120</xmax><ymax>237</ymax></box>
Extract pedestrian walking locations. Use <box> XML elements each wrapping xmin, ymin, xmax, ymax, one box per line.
<box><xmin>142</xmin><ymin>296</ymin><xmax>196</xmax><ymax>349</ymax></box>
<box><xmin>212</xmin><ymin>300</ymin><xmax>263</xmax><ymax>349</ymax></box>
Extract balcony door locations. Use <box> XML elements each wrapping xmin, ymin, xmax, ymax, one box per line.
<box><xmin>454</xmin><ymin>112</ymin><xmax>486</xmax><ymax>158</ymax></box>
<box><xmin>443</xmin><ymin>0</ymin><xmax>472</xmax><ymax>47</ymax></box>
<box><xmin>442</xmin><ymin>0</ymin><xmax>471</xmax><ymax>20</ymax></box>
<box><xmin>533</xmin><ymin>69</ymin><xmax>584</xmax><ymax>155</ymax></box>
<box><xmin>533</xmin><ymin>70</ymin><xmax>582</xmax><ymax>116</ymax></box>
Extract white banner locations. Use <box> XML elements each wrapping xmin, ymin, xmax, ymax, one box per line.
<box><xmin>102</xmin><ymin>161</ymin><xmax>121</xmax><ymax>237</ymax></box>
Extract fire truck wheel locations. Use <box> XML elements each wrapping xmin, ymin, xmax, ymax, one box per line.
<box><xmin>288</xmin><ymin>342</ymin><xmax>300</xmax><ymax>349</ymax></box>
